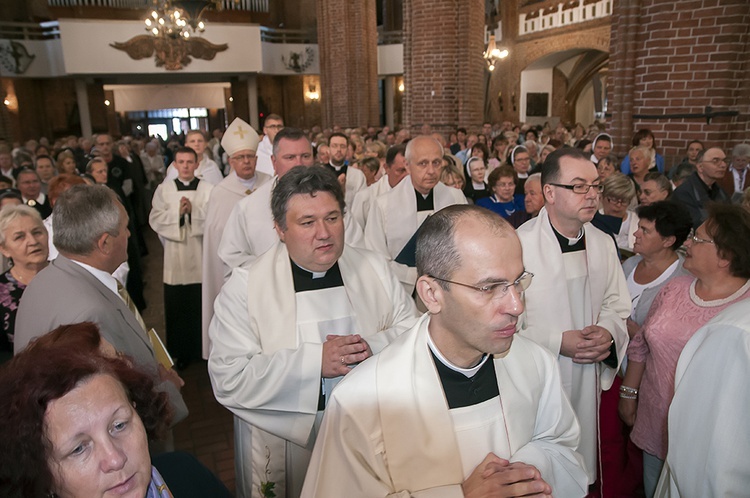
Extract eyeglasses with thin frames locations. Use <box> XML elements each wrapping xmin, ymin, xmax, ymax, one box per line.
<box><xmin>429</xmin><ymin>271</ymin><xmax>534</xmax><ymax>301</ymax></box>
<box><xmin>687</xmin><ymin>228</ymin><xmax>714</xmax><ymax>245</ymax></box>
<box><xmin>548</xmin><ymin>183</ymin><xmax>604</xmax><ymax>194</ymax></box>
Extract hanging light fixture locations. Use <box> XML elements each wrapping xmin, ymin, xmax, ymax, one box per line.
<box><xmin>145</xmin><ymin>0</ymin><xmax>224</xmax><ymax>39</ymax></box>
<box><xmin>483</xmin><ymin>34</ymin><xmax>509</xmax><ymax>71</ymax></box>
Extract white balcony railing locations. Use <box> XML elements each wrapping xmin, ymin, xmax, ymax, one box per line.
<box><xmin>0</xmin><ymin>21</ymin><xmax>60</xmax><ymax>40</ymax></box>
<box><xmin>47</xmin><ymin>0</ymin><xmax>268</xmax><ymax>13</ymax></box>
<box><xmin>519</xmin><ymin>0</ymin><xmax>612</xmax><ymax>36</ymax></box>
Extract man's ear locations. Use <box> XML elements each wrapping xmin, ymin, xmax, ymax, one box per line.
<box><xmin>416</xmin><ymin>276</ymin><xmax>442</xmax><ymax>315</ymax></box>
<box><xmin>543</xmin><ymin>184</ymin><xmax>554</xmax><ymax>205</ymax></box>
<box><xmin>96</xmin><ymin>232</ymin><xmax>111</xmax><ymax>255</ymax></box>
<box><xmin>271</xmin><ymin>155</ymin><xmax>278</xmax><ymax>176</ymax></box>
<box><xmin>274</xmin><ymin>221</ymin><xmax>285</xmax><ymax>242</ymax></box>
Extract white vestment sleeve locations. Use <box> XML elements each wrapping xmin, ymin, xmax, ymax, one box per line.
<box><xmin>508</xmin><ymin>349</ymin><xmax>588</xmax><ymax>496</ymax></box>
<box><xmin>149</xmin><ymin>183</ymin><xmax>184</xmax><ymax>242</ymax></box>
<box><xmin>208</xmin><ymin>268</ymin><xmax>323</xmax><ymax>443</ymax></box>
<box><xmin>364</xmin><ymin>197</ymin><xmax>417</xmax><ymax>292</ymax></box>
<box><xmin>217</xmin><ymin>201</ymin><xmax>257</xmax><ymax>271</ymax></box>
<box><xmin>301</xmin><ymin>368</ymin><xmax>465</xmax><ymax>498</ymax></box>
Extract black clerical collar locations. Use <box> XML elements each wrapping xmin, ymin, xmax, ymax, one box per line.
<box><xmin>550</xmin><ymin>220</ymin><xmax>586</xmax><ymax>253</ymax></box>
<box><xmin>291</xmin><ymin>260</ymin><xmax>344</xmax><ymax>292</ymax></box>
<box><xmin>174</xmin><ymin>177</ymin><xmax>199</xmax><ymax>191</ymax></box>
<box><xmin>415</xmin><ymin>188</ymin><xmax>435</xmax><ymax>212</ymax></box>
<box><xmin>326</xmin><ymin>162</ymin><xmax>348</xmax><ymax>176</ymax></box>
<box><xmin>430</xmin><ymin>350</ymin><xmax>499</xmax><ymax>409</ymax></box>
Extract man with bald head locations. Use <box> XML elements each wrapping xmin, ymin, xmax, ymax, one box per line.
<box><xmin>201</xmin><ymin>118</ymin><xmax>271</xmax><ymax>358</ymax></box>
<box><xmin>304</xmin><ymin>205</ymin><xmax>587</xmax><ymax>496</ymax></box>
<box><xmin>672</xmin><ymin>146</ymin><xmax>730</xmax><ymax>228</ymax></box>
<box><xmin>365</xmin><ymin>136</ymin><xmax>466</xmax><ymax>294</ymax></box>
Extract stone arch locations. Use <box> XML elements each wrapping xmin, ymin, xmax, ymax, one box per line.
<box><xmin>487</xmin><ymin>22</ymin><xmax>610</xmax><ymax>124</ymax></box>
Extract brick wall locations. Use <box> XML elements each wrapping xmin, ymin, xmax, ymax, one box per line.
<box><xmin>403</xmin><ymin>0</ymin><xmax>484</xmax><ymax>136</ymax></box>
<box><xmin>317</xmin><ymin>0</ymin><xmax>379</xmax><ymax>128</ymax></box>
<box><xmin>609</xmin><ymin>0</ymin><xmax>750</xmax><ymax>167</ymax></box>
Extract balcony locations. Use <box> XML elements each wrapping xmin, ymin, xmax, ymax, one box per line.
<box><xmin>519</xmin><ymin>0</ymin><xmax>611</xmax><ymax>36</ymax></box>
<box><xmin>47</xmin><ymin>0</ymin><xmax>268</xmax><ymax>13</ymax></box>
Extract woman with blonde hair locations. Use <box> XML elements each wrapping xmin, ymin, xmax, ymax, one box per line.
<box><xmin>600</xmin><ymin>172</ymin><xmax>639</xmax><ymax>251</ymax></box>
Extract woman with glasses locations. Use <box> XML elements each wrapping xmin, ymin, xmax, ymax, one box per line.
<box><xmin>618</xmin><ymin>204</ymin><xmax>750</xmax><ymax>497</ymax></box>
<box><xmin>600</xmin><ymin>172</ymin><xmax>639</xmax><ymax>252</ymax></box>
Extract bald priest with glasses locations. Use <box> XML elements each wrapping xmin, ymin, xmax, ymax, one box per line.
<box><xmin>302</xmin><ymin>205</ymin><xmax>588</xmax><ymax>497</ymax></box>
<box><xmin>516</xmin><ymin>147</ymin><xmax>630</xmax><ymax>488</ymax></box>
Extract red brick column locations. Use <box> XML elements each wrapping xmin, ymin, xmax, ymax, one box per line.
<box><xmin>403</xmin><ymin>0</ymin><xmax>485</xmax><ymax>136</ymax></box>
<box><xmin>609</xmin><ymin>0</ymin><xmax>750</xmax><ymax>166</ymax></box>
<box><xmin>316</xmin><ymin>0</ymin><xmax>379</xmax><ymax>128</ymax></box>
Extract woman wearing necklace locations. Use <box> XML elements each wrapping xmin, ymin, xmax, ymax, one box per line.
<box><xmin>618</xmin><ymin>204</ymin><xmax>750</xmax><ymax>498</ymax></box>
<box><xmin>0</xmin><ymin>205</ymin><xmax>49</xmax><ymax>361</ymax></box>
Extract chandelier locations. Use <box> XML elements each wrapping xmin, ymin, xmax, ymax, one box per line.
<box><xmin>483</xmin><ymin>34</ymin><xmax>509</xmax><ymax>71</ymax></box>
<box><xmin>144</xmin><ymin>0</ymin><xmax>224</xmax><ymax>39</ymax></box>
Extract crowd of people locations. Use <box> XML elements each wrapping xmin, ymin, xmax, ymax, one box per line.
<box><xmin>0</xmin><ymin>115</ymin><xmax>749</xmax><ymax>498</ymax></box>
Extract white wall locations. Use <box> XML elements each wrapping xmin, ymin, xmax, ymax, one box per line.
<box><xmin>377</xmin><ymin>44</ymin><xmax>403</xmax><ymax>75</ymax></box>
<box><xmin>104</xmin><ymin>83</ymin><xmax>230</xmax><ymax>112</ymax></box>
<box><xmin>519</xmin><ymin>67</ymin><xmax>553</xmax><ymax>122</ymax></box>
<box><xmin>59</xmin><ymin>19</ymin><xmax>262</xmax><ymax>74</ymax></box>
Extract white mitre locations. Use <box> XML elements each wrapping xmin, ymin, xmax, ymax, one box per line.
<box><xmin>221</xmin><ymin>118</ymin><xmax>260</xmax><ymax>157</ymax></box>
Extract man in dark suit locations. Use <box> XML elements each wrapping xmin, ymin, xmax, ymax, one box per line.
<box><xmin>14</xmin><ymin>184</ymin><xmax>187</xmax><ymax>424</ymax></box>
<box><xmin>717</xmin><ymin>143</ymin><xmax>750</xmax><ymax>201</ymax></box>
<box><xmin>672</xmin><ymin>147</ymin><xmax>730</xmax><ymax>228</ymax></box>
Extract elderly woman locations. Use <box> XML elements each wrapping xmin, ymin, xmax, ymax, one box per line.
<box><xmin>628</xmin><ymin>145</ymin><xmax>652</xmax><ymax>190</ymax></box>
<box><xmin>476</xmin><ymin>165</ymin><xmax>524</xmax><ymax>219</ymax></box>
<box><xmin>0</xmin><ymin>205</ymin><xmax>49</xmax><ymax>359</ymax></box>
<box><xmin>596</xmin><ymin>154</ymin><xmax>619</xmax><ymax>182</ymax></box>
<box><xmin>619</xmin><ymin>204</ymin><xmax>750</xmax><ymax>497</ymax></box>
<box><xmin>462</xmin><ymin>156</ymin><xmax>490</xmax><ymax>203</ymax></box>
<box><xmin>600</xmin><ymin>172</ymin><xmax>639</xmax><ymax>251</ymax></box>
<box><xmin>621</xmin><ymin>129</ymin><xmax>665</xmax><ymax>175</ymax></box>
<box><xmin>638</xmin><ymin>172</ymin><xmax>672</xmax><ymax>206</ymax></box>
<box><xmin>507</xmin><ymin>145</ymin><xmax>532</xmax><ymax>195</ymax></box>
<box><xmin>0</xmin><ymin>322</ymin><xmax>232</xmax><ymax>498</ymax></box>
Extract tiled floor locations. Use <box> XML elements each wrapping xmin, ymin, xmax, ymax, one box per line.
<box><xmin>140</xmin><ymin>227</ymin><xmax>237</xmax><ymax>494</ymax></box>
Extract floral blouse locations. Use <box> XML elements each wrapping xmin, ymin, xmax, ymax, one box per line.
<box><xmin>0</xmin><ymin>270</ymin><xmax>25</xmax><ymax>353</ymax></box>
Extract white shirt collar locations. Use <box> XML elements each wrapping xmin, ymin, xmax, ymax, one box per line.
<box><xmin>70</xmin><ymin>259</ymin><xmax>119</xmax><ymax>298</ymax></box>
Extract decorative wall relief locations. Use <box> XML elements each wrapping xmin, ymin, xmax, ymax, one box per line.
<box><xmin>0</xmin><ymin>40</ymin><xmax>35</xmax><ymax>74</ymax></box>
<box><xmin>110</xmin><ymin>35</ymin><xmax>228</xmax><ymax>70</ymax></box>
<box><xmin>281</xmin><ymin>47</ymin><xmax>314</xmax><ymax>73</ymax></box>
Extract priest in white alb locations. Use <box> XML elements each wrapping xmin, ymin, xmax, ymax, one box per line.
<box><xmin>302</xmin><ymin>205</ymin><xmax>588</xmax><ymax>497</ymax></box>
<box><xmin>365</xmin><ymin>135</ymin><xmax>466</xmax><ymax>295</ymax></box>
<box><xmin>350</xmin><ymin>143</ymin><xmax>408</xmax><ymax>230</ymax></box>
<box><xmin>516</xmin><ymin>148</ymin><xmax>630</xmax><ymax>488</ymax></box>
<box><xmin>218</xmin><ymin>128</ymin><xmax>363</xmax><ymax>271</ymax></box>
<box><xmin>208</xmin><ymin>166</ymin><xmax>418</xmax><ymax>498</ymax></box>
<box><xmin>201</xmin><ymin>118</ymin><xmax>270</xmax><ymax>359</ymax></box>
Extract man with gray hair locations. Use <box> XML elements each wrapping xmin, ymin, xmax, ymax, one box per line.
<box><xmin>14</xmin><ymin>184</ymin><xmax>188</xmax><ymax>424</ymax></box>
<box><xmin>365</xmin><ymin>135</ymin><xmax>466</xmax><ymax>295</ymax></box>
<box><xmin>209</xmin><ymin>166</ymin><xmax>417</xmax><ymax>498</ymax></box>
<box><xmin>717</xmin><ymin>143</ymin><xmax>750</xmax><ymax>201</ymax></box>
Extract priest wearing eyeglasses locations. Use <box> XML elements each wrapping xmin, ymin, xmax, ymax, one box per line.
<box><xmin>302</xmin><ymin>205</ymin><xmax>588</xmax><ymax>497</ymax></box>
<box><xmin>516</xmin><ymin>147</ymin><xmax>631</xmax><ymax>489</ymax></box>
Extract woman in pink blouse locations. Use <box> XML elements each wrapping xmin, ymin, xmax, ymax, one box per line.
<box><xmin>618</xmin><ymin>204</ymin><xmax>750</xmax><ymax>497</ymax></box>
